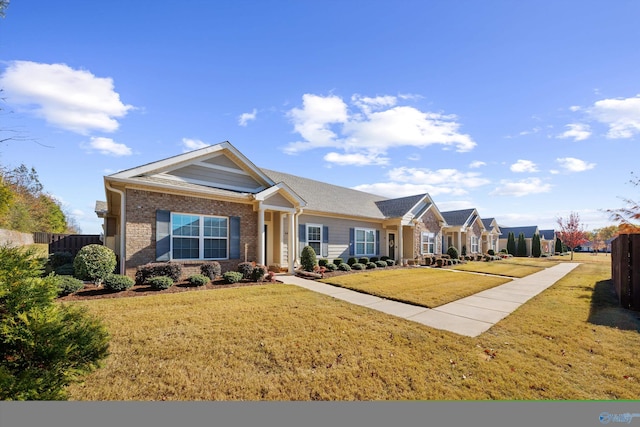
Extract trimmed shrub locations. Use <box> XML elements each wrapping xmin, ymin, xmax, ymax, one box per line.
<box><xmin>351</xmin><ymin>263</ymin><xmax>365</xmax><ymax>270</ymax></box>
<box><xmin>370</xmin><ymin>257</ymin><xmax>379</xmax><ymax>263</ymax></box>
<box><xmin>338</xmin><ymin>263</ymin><xmax>351</xmax><ymax>272</ymax></box>
<box><xmin>49</xmin><ymin>251</ymin><xmax>74</xmax><ymax>269</ymax></box>
<box><xmin>375</xmin><ymin>260</ymin><xmax>387</xmax><ymax>268</ymax></box>
<box><xmin>187</xmin><ymin>274</ymin><xmax>210</xmax><ymax>287</ymax></box>
<box><xmin>461</xmin><ymin>245</ymin><xmax>467</xmax><ymax>256</ymax></box>
<box><xmin>223</xmin><ymin>271</ymin><xmax>243</xmax><ymax>284</ymax></box>
<box><xmin>149</xmin><ymin>276</ymin><xmax>174</xmax><ymax>290</ymax></box>
<box><xmin>366</xmin><ymin>262</ymin><xmax>377</xmax><ymax>269</ymax></box>
<box><xmin>436</xmin><ymin>258</ymin><xmax>444</xmax><ymax>267</ymax></box>
<box><xmin>358</xmin><ymin>257</ymin><xmax>370</xmax><ymax>264</ymax></box>
<box><xmin>446</xmin><ymin>246</ymin><xmax>459</xmax><ymax>260</ymax></box>
<box><xmin>251</xmin><ymin>265</ymin><xmax>267</xmax><ymax>282</ymax></box>
<box><xmin>333</xmin><ymin>258</ymin><xmax>343</xmax><ymax>266</ymax></box>
<box><xmin>103</xmin><ymin>273</ymin><xmax>134</xmax><ymax>292</ymax></box>
<box><xmin>318</xmin><ymin>258</ymin><xmax>329</xmax><ymax>267</ymax></box>
<box><xmin>56</xmin><ymin>275</ymin><xmax>84</xmax><ymax>296</ymax></box>
<box><xmin>54</xmin><ymin>263</ymin><xmax>75</xmax><ymax>276</ymax></box>
<box><xmin>200</xmin><ymin>261</ymin><xmax>222</xmax><ymax>280</ymax></box>
<box><xmin>488</xmin><ymin>249</ymin><xmax>495</xmax><ymax>256</ymax></box>
<box><xmin>500</xmin><ymin>248</ymin><xmax>508</xmax><ymax>254</ymax></box>
<box><xmin>300</xmin><ymin>246</ymin><xmax>317</xmax><ymax>272</ymax></box>
<box><xmin>326</xmin><ymin>263</ymin><xmax>338</xmax><ymax>271</ymax></box>
<box><xmin>135</xmin><ymin>262</ymin><xmax>182</xmax><ymax>285</ymax></box>
<box><xmin>380</xmin><ymin>256</ymin><xmax>390</xmax><ymax>261</ymax></box>
<box><xmin>386</xmin><ymin>259</ymin><xmax>396</xmax><ymax>266</ymax></box>
<box><xmin>347</xmin><ymin>257</ymin><xmax>358</xmax><ymax>266</ymax></box>
<box><xmin>237</xmin><ymin>262</ymin><xmax>255</xmax><ymax>279</ymax></box>
<box><xmin>73</xmin><ymin>244</ymin><xmax>117</xmax><ymax>285</ymax></box>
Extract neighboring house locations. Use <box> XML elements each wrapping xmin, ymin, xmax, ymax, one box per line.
<box><xmin>538</xmin><ymin>229</ymin><xmax>556</xmax><ymax>254</ymax></box>
<box><xmin>96</xmin><ymin>141</ymin><xmax>448</xmax><ymax>278</ymax></box>
<box><xmin>441</xmin><ymin>209</ymin><xmax>486</xmax><ymax>256</ymax></box>
<box><xmin>498</xmin><ymin>226</ymin><xmax>539</xmax><ymax>256</ymax></box>
<box><xmin>481</xmin><ymin>218</ymin><xmax>501</xmax><ymax>254</ymax></box>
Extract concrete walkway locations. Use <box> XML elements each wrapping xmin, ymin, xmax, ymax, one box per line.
<box><xmin>278</xmin><ymin>263</ymin><xmax>581</xmax><ymax>337</ymax></box>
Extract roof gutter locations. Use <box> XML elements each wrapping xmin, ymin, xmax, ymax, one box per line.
<box><xmin>105</xmin><ymin>179</ymin><xmax>126</xmax><ymax>276</ymax></box>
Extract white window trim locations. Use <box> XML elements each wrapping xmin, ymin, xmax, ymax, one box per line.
<box><xmin>306</xmin><ymin>223</ymin><xmax>323</xmax><ymax>256</ymax></box>
<box><xmin>355</xmin><ymin>227</ymin><xmax>376</xmax><ymax>257</ymax></box>
<box><xmin>471</xmin><ymin>236</ymin><xmax>479</xmax><ymax>253</ymax></box>
<box><xmin>170</xmin><ymin>212</ymin><xmax>229</xmax><ymax>260</ymax></box>
<box><xmin>421</xmin><ymin>232</ymin><xmax>435</xmax><ymax>255</ymax></box>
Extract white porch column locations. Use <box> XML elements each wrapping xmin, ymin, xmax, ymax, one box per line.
<box><xmin>398</xmin><ymin>223</ymin><xmax>404</xmax><ymax>265</ymax></box>
<box><xmin>257</xmin><ymin>203</ymin><xmax>265</xmax><ymax>266</ymax></box>
<box><xmin>288</xmin><ymin>212</ymin><xmax>295</xmax><ymax>273</ymax></box>
<box><xmin>457</xmin><ymin>232</ymin><xmax>462</xmax><ymax>253</ymax></box>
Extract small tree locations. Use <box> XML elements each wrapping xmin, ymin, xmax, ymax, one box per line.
<box><xmin>506</xmin><ymin>232</ymin><xmax>516</xmax><ymax>255</ymax></box>
<box><xmin>555</xmin><ymin>236</ymin><xmax>563</xmax><ymax>254</ymax></box>
<box><xmin>516</xmin><ymin>233</ymin><xmax>527</xmax><ymax>257</ymax></box>
<box><xmin>0</xmin><ymin>246</ymin><xmax>110</xmax><ymax>400</ymax></box>
<box><xmin>556</xmin><ymin>212</ymin><xmax>589</xmax><ymax>261</ymax></box>
<box><xmin>300</xmin><ymin>245</ymin><xmax>317</xmax><ymax>272</ymax></box>
<box><xmin>531</xmin><ymin>233</ymin><xmax>542</xmax><ymax>257</ymax></box>
<box><xmin>73</xmin><ymin>244</ymin><xmax>117</xmax><ymax>285</ymax></box>
<box><xmin>447</xmin><ymin>246</ymin><xmax>459</xmax><ymax>260</ymax></box>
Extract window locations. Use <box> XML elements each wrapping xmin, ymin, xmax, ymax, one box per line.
<box><xmin>171</xmin><ymin>213</ymin><xmax>228</xmax><ymax>260</ymax></box>
<box><xmin>421</xmin><ymin>232</ymin><xmax>435</xmax><ymax>254</ymax></box>
<box><xmin>355</xmin><ymin>228</ymin><xmax>376</xmax><ymax>256</ymax></box>
<box><xmin>471</xmin><ymin>236</ymin><xmax>479</xmax><ymax>253</ymax></box>
<box><xmin>306</xmin><ymin>224</ymin><xmax>322</xmax><ymax>256</ymax></box>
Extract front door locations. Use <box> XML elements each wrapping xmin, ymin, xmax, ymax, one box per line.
<box><xmin>388</xmin><ymin>232</ymin><xmax>396</xmax><ymax>260</ymax></box>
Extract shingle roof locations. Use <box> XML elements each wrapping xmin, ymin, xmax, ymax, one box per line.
<box><xmin>441</xmin><ymin>209</ymin><xmax>476</xmax><ymax>227</ymax></box>
<box><xmin>482</xmin><ymin>217</ymin><xmax>496</xmax><ymax>230</ymax></box>
<box><xmin>500</xmin><ymin>226</ymin><xmax>538</xmax><ymax>239</ymax></box>
<box><xmin>539</xmin><ymin>229</ymin><xmax>556</xmax><ymax>240</ymax></box>
<box><xmin>375</xmin><ymin>194</ymin><xmax>428</xmax><ymax>218</ymax></box>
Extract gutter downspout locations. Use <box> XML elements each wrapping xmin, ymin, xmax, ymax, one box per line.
<box><xmin>105</xmin><ymin>179</ymin><xmax>126</xmax><ymax>276</ymax></box>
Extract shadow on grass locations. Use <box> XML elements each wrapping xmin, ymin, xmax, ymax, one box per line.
<box><xmin>588</xmin><ymin>279</ymin><xmax>640</xmax><ymax>332</ymax></box>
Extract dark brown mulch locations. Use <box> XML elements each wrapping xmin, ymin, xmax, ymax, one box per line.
<box><xmin>58</xmin><ymin>278</ymin><xmax>279</xmax><ymax>302</ymax></box>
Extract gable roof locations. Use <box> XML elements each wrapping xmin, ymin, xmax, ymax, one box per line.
<box><xmin>375</xmin><ymin>194</ymin><xmax>428</xmax><ymax>218</ymax></box>
<box><xmin>539</xmin><ymin>229</ymin><xmax>556</xmax><ymax>240</ymax></box>
<box><xmin>441</xmin><ymin>209</ymin><xmax>476</xmax><ymax>227</ymax></box>
<box><xmin>500</xmin><ymin>226</ymin><xmax>539</xmax><ymax>239</ymax></box>
<box><xmin>482</xmin><ymin>217</ymin><xmax>499</xmax><ymax>231</ymax></box>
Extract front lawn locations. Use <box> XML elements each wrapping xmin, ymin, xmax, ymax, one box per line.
<box><xmin>450</xmin><ymin>258</ymin><xmax>558</xmax><ymax>277</ymax></box>
<box><xmin>318</xmin><ymin>268</ymin><xmax>512</xmax><ymax>308</ymax></box>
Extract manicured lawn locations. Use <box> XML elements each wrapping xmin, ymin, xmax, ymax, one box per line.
<box><xmin>451</xmin><ymin>258</ymin><xmax>558</xmax><ymax>277</ymax></box>
<box><xmin>318</xmin><ymin>268</ymin><xmax>512</xmax><ymax>308</ymax></box>
<box><xmin>65</xmin><ymin>259</ymin><xmax>639</xmax><ymax>400</ymax></box>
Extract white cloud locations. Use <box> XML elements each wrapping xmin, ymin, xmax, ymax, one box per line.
<box><xmin>589</xmin><ymin>94</ymin><xmax>640</xmax><ymax>138</ymax></box>
<box><xmin>323</xmin><ymin>151</ymin><xmax>389</xmax><ymax>166</ymax></box>
<box><xmin>181</xmin><ymin>138</ymin><xmax>209</xmax><ymax>152</ymax></box>
<box><xmin>569</xmin><ymin>105</ymin><xmax>581</xmax><ymax>112</ymax></box>
<box><xmin>469</xmin><ymin>160</ymin><xmax>486</xmax><ymax>168</ymax></box>
<box><xmin>84</xmin><ymin>137</ymin><xmax>132</xmax><ymax>156</ymax></box>
<box><xmin>238</xmin><ymin>109</ymin><xmax>257</xmax><ymax>126</ymax></box>
<box><xmin>284</xmin><ymin>93</ymin><xmax>476</xmax><ymax>159</ymax></box>
<box><xmin>557</xmin><ymin>123</ymin><xmax>591</xmax><ymax>141</ymax></box>
<box><xmin>556</xmin><ymin>157</ymin><xmax>596</xmax><ymax>172</ymax></box>
<box><xmin>490</xmin><ymin>178</ymin><xmax>552</xmax><ymax>197</ymax></box>
<box><xmin>353</xmin><ymin>167</ymin><xmax>490</xmax><ymax>198</ymax></box>
<box><xmin>0</xmin><ymin>60</ymin><xmax>133</xmax><ymax>134</ymax></box>
<box><xmin>510</xmin><ymin>159</ymin><xmax>538</xmax><ymax>173</ymax></box>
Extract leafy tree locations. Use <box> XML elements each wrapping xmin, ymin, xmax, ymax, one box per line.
<box><xmin>607</xmin><ymin>172</ymin><xmax>640</xmax><ymax>233</ymax></box>
<box><xmin>532</xmin><ymin>233</ymin><xmax>541</xmax><ymax>257</ymax></box>
<box><xmin>506</xmin><ymin>232</ymin><xmax>516</xmax><ymax>255</ymax></box>
<box><xmin>0</xmin><ymin>246</ymin><xmax>110</xmax><ymax>400</ymax></box>
<box><xmin>556</xmin><ymin>212</ymin><xmax>589</xmax><ymax>261</ymax></box>
<box><xmin>516</xmin><ymin>233</ymin><xmax>527</xmax><ymax>257</ymax></box>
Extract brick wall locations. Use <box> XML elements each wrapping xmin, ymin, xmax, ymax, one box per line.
<box><xmin>124</xmin><ymin>188</ymin><xmax>257</xmax><ymax>279</ymax></box>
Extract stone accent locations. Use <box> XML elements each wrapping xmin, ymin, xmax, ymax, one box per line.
<box><xmin>124</xmin><ymin>188</ymin><xmax>257</xmax><ymax>279</ymax></box>
<box><xmin>413</xmin><ymin>209</ymin><xmax>443</xmax><ymax>263</ymax></box>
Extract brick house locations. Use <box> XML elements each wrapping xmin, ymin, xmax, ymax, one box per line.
<box><xmin>440</xmin><ymin>208</ymin><xmax>486</xmax><ymax>256</ymax></box>
<box><xmin>96</xmin><ymin>141</ymin><xmax>449</xmax><ymax>278</ymax></box>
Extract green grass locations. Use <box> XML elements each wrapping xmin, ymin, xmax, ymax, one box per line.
<box><xmin>64</xmin><ymin>259</ymin><xmax>639</xmax><ymax>400</ymax></box>
<box><xmin>450</xmin><ymin>258</ymin><xmax>557</xmax><ymax>277</ymax></box>
<box><xmin>318</xmin><ymin>268</ymin><xmax>512</xmax><ymax>307</ymax></box>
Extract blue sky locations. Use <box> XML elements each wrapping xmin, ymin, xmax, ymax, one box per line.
<box><xmin>1</xmin><ymin>0</ymin><xmax>639</xmax><ymax>234</ymax></box>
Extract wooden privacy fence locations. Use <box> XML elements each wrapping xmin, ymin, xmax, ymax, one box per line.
<box><xmin>611</xmin><ymin>234</ymin><xmax>640</xmax><ymax>311</ymax></box>
<box><xmin>47</xmin><ymin>234</ymin><xmax>102</xmax><ymax>257</ymax></box>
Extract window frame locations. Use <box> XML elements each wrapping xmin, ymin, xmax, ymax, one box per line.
<box><xmin>354</xmin><ymin>227</ymin><xmax>376</xmax><ymax>257</ymax></box>
<box><xmin>471</xmin><ymin>235</ymin><xmax>479</xmax><ymax>253</ymax></box>
<box><xmin>170</xmin><ymin>212</ymin><xmax>229</xmax><ymax>261</ymax></box>
<box><xmin>306</xmin><ymin>223</ymin><xmax>323</xmax><ymax>257</ymax></box>
<box><xmin>421</xmin><ymin>232</ymin><xmax>435</xmax><ymax>255</ymax></box>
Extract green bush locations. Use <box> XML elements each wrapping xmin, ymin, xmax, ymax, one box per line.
<box><xmin>333</xmin><ymin>258</ymin><xmax>343</xmax><ymax>266</ymax></box>
<box><xmin>148</xmin><ymin>276</ymin><xmax>174</xmax><ymax>290</ymax></box>
<box><xmin>237</xmin><ymin>262</ymin><xmax>254</xmax><ymax>279</ymax></box>
<box><xmin>370</xmin><ymin>257</ymin><xmax>379</xmax><ymax>263</ymax></box>
<box><xmin>386</xmin><ymin>259</ymin><xmax>396</xmax><ymax>266</ymax></box>
<box><xmin>200</xmin><ymin>261</ymin><xmax>222</xmax><ymax>280</ymax></box>
<box><xmin>488</xmin><ymin>249</ymin><xmax>495</xmax><ymax>256</ymax></box>
<box><xmin>56</xmin><ymin>275</ymin><xmax>85</xmax><ymax>296</ymax></box>
<box><xmin>375</xmin><ymin>260</ymin><xmax>387</xmax><ymax>268</ymax></box>
<box><xmin>0</xmin><ymin>246</ymin><xmax>109</xmax><ymax>400</ymax></box>
<box><xmin>135</xmin><ymin>262</ymin><xmax>182</xmax><ymax>285</ymax></box>
<box><xmin>351</xmin><ymin>263</ymin><xmax>365</xmax><ymax>270</ymax></box>
<box><xmin>54</xmin><ymin>263</ymin><xmax>75</xmax><ymax>276</ymax></box>
<box><xmin>347</xmin><ymin>257</ymin><xmax>358</xmax><ymax>266</ymax></box>
<box><xmin>366</xmin><ymin>261</ymin><xmax>377</xmax><ymax>269</ymax></box>
<box><xmin>338</xmin><ymin>263</ymin><xmax>351</xmax><ymax>272</ymax></box>
<box><xmin>318</xmin><ymin>258</ymin><xmax>329</xmax><ymax>267</ymax></box>
<box><xmin>103</xmin><ymin>273</ymin><xmax>134</xmax><ymax>292</ymax></box>
<box><xmin>300</xmin><ymin>246</ymin><xmax>317</xmax><ymax>272</ymax></box>
<box><xmin>325</xmin><ymin>263</ymin><xmax>338</xmax><ymax>271</ymax></box>
<box><xmin>73</xmin><ymin>244</ymin><xmax>117</xmax><ymax>285</ymax></box>
<box><xmin>187</xmin><ymin>274</ymin><xmax>210</xmax><ymax>287</ymax></box>
<box><xmin>251</xmin><ymin>265</ymin><xmax>267</xmax><ymax>282</ymax></box>
<box><xmin>223</xmin><ymin>271</ymin><xmax>243</xmax><ymax>284</ymax></box>
<box><xmin>358</xmin><ymin>257</ymin><xmax>370</xmax><ymax>264</ymax></box>
<box><xmin>446</xmin><ymin>246</ymin><xmax>459</xmax><ymax>260</ymax></box>
<box><xmin>49</xmin><ymin>251</ymin><xmax>74</xmax><ymax>269</ymax></box>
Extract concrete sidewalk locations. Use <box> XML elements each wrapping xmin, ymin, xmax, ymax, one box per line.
<box><xmin>278</xmin><ymin>262</ymin><xmax>581</xmax><ymax>337</ymax></box>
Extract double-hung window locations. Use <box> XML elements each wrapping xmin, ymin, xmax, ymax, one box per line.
<box><xmin>172</xmin><ymin>213</ymin><xmax>228</xmax><ymax>260</ymax></box>
<box><xmin>421</xmin><ymin>232</ymin><xmax>435</xmax><ymax>254</ymax></box>
<box><xmin>355</xmin><ymin>228</ymin><xmax>376</xmax><ymax>256</ymax></box>
<box><xmin>471</xmin><ymin>236</ymin><xmax>479</xmax><ymax>253</ymax></box>
<box><xmin>306</xmin><ymin>224</ymin><xmax>322</xmax><ymax>256</ymax></box>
